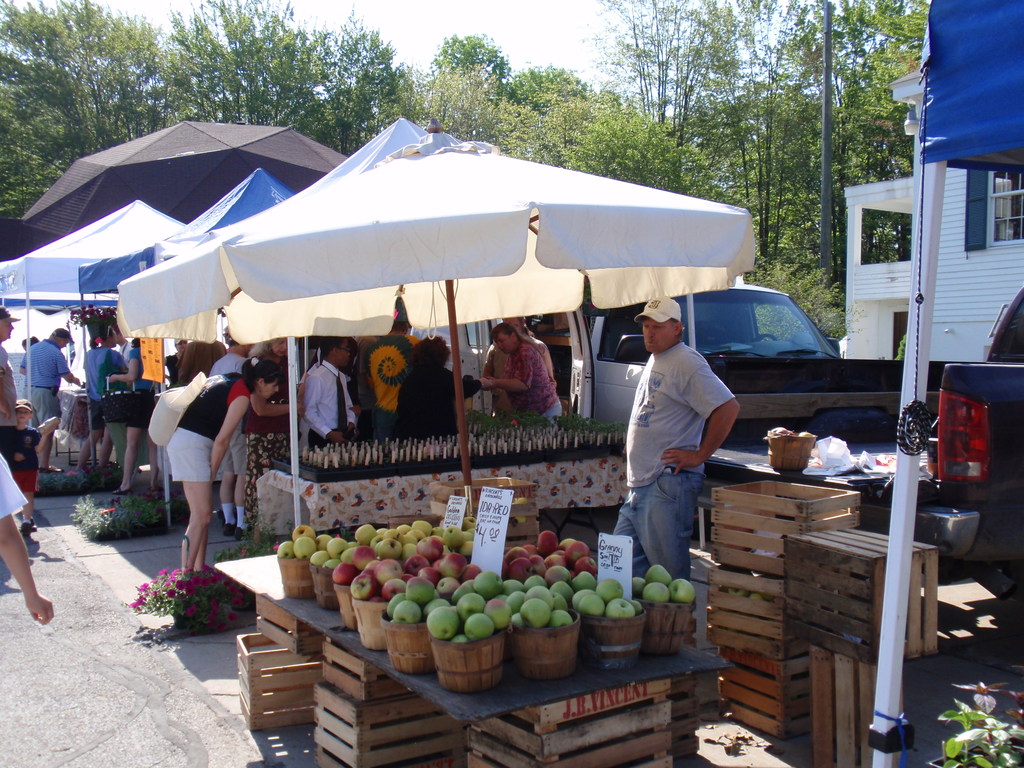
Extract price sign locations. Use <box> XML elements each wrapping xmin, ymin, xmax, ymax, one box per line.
<box><xmin>471</xmin><ymin>486</ymin><xmax>513</xmax><ymax>574</ymax></box>
<box><xmin>443</xmin><ymin>495</ymin><xmax>468</xmax><ymax>530</ymax></box>
<box><xmin>597</xmin><ymin>533</ymin><xmax>633</xmax><ymax>600</ymax></box>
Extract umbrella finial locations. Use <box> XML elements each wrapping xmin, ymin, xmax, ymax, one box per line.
<box><xmin>426</xmin><ymin>118</ymin><xmax>443</xmax><ymax>134</ymax></box>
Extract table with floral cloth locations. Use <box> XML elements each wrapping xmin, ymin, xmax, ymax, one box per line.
<box><xmin>256</xmin><ymin>455</ymin><xmax>627</xmax><ymax>534</ymax></box>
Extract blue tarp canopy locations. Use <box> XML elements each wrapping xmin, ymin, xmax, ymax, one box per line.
<box><xmin>78</xmin><ymin>168</ymin><xmax>294</xmax><ymax>293</ymax></box>
<box><xmin>923</xmin><ymin>0</ymin><xmax>1024</xmax><ymax>170</ymax></box>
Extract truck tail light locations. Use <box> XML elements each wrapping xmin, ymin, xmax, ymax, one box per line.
<box><xmin>937</xmin><ymin>391</ymin><xmax>990</xmax><ymax>482</ymax></box>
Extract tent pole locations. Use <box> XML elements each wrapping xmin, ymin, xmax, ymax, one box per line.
<box><xmin>287</xmin><ymin>337</ymin><xmax>301</xmax><ymax>530</ymax></box>
<box><xmin>869</xmin><ymin>159</ymin><xmax>946</xmax><ymax>768</ymax></box>
<box><xmin>444</xmin><ymin>280</ymin><xmax>473</xmax><ymax>496</ymax></box>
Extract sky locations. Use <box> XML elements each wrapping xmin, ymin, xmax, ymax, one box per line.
<box><xmin>91</xmin><ymin>0</ymin><xmax>611</xmax><ymax>84</ymax></box>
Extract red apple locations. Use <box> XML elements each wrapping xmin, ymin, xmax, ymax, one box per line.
<box><xmin>503</xmin><ymin>546</ymin><xmax>528</xmax><ymax>565</ymax></box>
<box><xmin>435</xmin><ymin>552</ymin><xmax>467</xmax><ymax>580</ymax></box>
<box><xmin>402</xmin><ymin>554</ymin><xmax>430</xmax><ymax>575</ymax></box>
<box><xmin>374</xmin><ymin>558</ymin><xmax>404</xmax><ymax>585</ymax></box>
<box><xmin>573</xmin><ymin>556</ymin><xmax>598</xmax><ymax>576</ymax></box>
<box><xmin>507</xmin><ymin>557</ymin><xmax>531</xmax><ymax>582</ymax></box>
<box><xmin>544</xmin><ymin>565</ymin><xmax>572</xmax><ymax>585</ymax></box>
<box><xmin>351</xmin><ymin>545</ymin><xmax>377</xmax><ymax>571</ymax></box>
<box><xmin>462</xmin><ymin>563</ymin><xmax>482</xmax><ymax>581</ymax></box>
<box><xmin>417</xmin><ymin>566</ymin><xmax>442</xmax><ymax>586</ymax></box>
<box><xmin>537</xmin><ymin>530</ymin><xmax>559</xmax><ymax>557</ymax></box>
<box><xmin>527</xmin><ymin>554</ymin><xmax>547</xmax><ymax>576</ymax></box>
<box><xmin>565</xmin><ymin>540</ymin><xmax>590</xmax><ymax>565</ymax></box>
<box><xmin>350</xmin><ymin>571</ymin><xmax>378</xmax><ymax>600</ymax></box>
<box><xmin>544</xmin><ymin>552</ymin><xmax>567</xmax><ymax>569</ymax></box>
<box><xmin>436</xmin><ymin>576</ymin><xmax>460</xmax><ymax>600</ymax></box>
<box><xmin>381</xmin><ymin>577</ymin><xmax>407</xmax><ymax>601</ymax></box>
<box><xmin>522</xmin><ymin>544</ymin><xmax>537</xmax><ymax>555</ymax></box>
<box><xmin>332</xmin><ymin>562</ymin><xmax>359</xmax><ymax>586</ymax></box>
<box><xmin>416</xmin><ymin>535</ymin><xmax>445</xmax><ymax>562</ymax></box>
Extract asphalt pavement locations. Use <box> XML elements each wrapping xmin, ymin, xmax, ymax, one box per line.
<box><xmin>1</xmin><ymin>468</ymin><xmax>1022</xmax><ymax>768</ymax></box>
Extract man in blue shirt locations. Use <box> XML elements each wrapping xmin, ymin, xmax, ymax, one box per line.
<box><xmin>20</xmin><ymin>328</ymin><xmax>81</xmax><ymax>471</ymax></box>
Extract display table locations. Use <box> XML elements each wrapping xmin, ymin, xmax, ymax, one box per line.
<box><xmin>257</xmin><ymin>455</ymin><xmax>628</xmax><ymax>534</ymax></box>
<box><xmin>217</xmin><ymin>555</ymin><xmax>727</xmax><ymax>723</ymax></box>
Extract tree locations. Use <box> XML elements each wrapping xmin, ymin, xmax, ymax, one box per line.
<box><xmin>433</xmin><ymin>34</ymin><xmax>511</xmax><ymax>93</ymax></box>
<box><xmin>0</xmin><ymin>0</ymin><xmax>169</xmax><ymax>216</ymax></box>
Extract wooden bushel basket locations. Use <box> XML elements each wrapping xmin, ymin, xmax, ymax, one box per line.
<box><xmin>766</xmin><ymin>434</ymin><xmax>816</xmax><ymax>471</ymax></box>
<box><xmin>309</xmin><ymin>563</ymin><xmax>340</xmax><ymax>610</ymax></box>
<box><xmin>351</xmin><ymin>599</ymin><xmax>389</xmax><ymax>650</ymax></box>
<box><xmin>639</xmin><ymin>600</ymin><xmax>695</xmax><ymax>655</ymax></box>
<box><xmin>278</xmin><ymin>557</ymin><xmax>314</xmax><ymax>599</ymax></box>
<box><xmin>333</xmin><ymin>584</ymin><xmax>356</xmax><ymax>630</ymax></box>
<box><xmin>579</xmin><ymin>611</ymin><xmax>646</xmax><ymax>670</ymax></box>
<box><xmin>381</xmin><ymin>617</ymin><xmax>435</xmax><ymax>674</ymax></box>
<box><xmin>430</xmin><ymin>632</ymin><xmax>505</xmax><ymax>692</ymax></box>
<box><xmin>509</xmin><ymin>611</ymin><xmax>580</xmax><ymax>680</ymax></box>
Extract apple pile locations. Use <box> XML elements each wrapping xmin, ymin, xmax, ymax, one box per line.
<box><xmin>502</xmin><ymin>529</ymin><xmax>597</xmax><ymax>581</ymax></box>
<box><xmin>571</xmin><ymin>577</ymin><xmax>645</xmax><ymax>619</ymax></box>
<box><xmin>631</xmin><ymin>564</ymin><xmax>697</xmax><ymax>604</ymax></box>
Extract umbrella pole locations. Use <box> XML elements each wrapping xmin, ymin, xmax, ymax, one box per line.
<box><xmin>444</xmin><ymin>280</ymin><xmax>473</xmax><ymax>503</ymax></box>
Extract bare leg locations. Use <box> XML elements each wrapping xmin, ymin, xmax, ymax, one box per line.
<box><xmin>38</xmin><ymin>432</ymin><xmax>54</xmax><ymax>470</ymax></box>
<box><xmin>147</xmin><ymin>435</ymin><xmax>160</xmax><ymax>489</ymax></box>
<box><xmin>119</xmin><ymin>426</ymin><xmax>144</xmax><ymax>492</ymax></box>
<box><xmin>98</xmin><ymin>429</ymin><xmax>113</xmax><ymax>466</ymax></box>
<box><xmin>181</xmin><ymin>480</ymin><xmax>213</xmax><ymax>570</ymax></box>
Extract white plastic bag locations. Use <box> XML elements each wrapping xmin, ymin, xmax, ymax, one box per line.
<box><xmin>803</xmin><ymin>436</ymin><xmax>855</xmax><ymax>476</ymax></box>
<box><xmin>149</xmin><ymin>372</ymin><xmax>206</xmax><ymax>446</ymax></box>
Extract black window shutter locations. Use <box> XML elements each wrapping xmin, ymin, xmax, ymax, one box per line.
<box><xmin>965</xmin><ymin>169</ymin><xmax>989</xmax><ymax>251</ymax></box>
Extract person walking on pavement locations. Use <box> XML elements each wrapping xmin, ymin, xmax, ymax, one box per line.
<box><xmin>0</xmin><ymin>400</ymin><xmax>43</xmax><ymax>535</ymax></box>
<box><xmin>613</xmin><ymin>297</ymin><xmax>740</xmax><ymax>581</ymax></box>
<box><xmin>209</xmin><ymin>330</ymin><xmax>250</xmax><ymax>537</ymax></box>
<box><xmin>0</xmin><ymin>452</ymin><xmax>53</xmax><ymax>624</ymax></box>
<box><xmin>20</xmin><ymin>328</ymin><xmax>82</xmax><ymax>472</ymax></box>
<box><xmin>0</xmin><ymin>308</ymin><xmax>21</xmax><ymax>465</ymax></box>
<box><xmin>303</xmin><ymin>338</ymin><xmax>357</xmax><ymax>449</ymax></box>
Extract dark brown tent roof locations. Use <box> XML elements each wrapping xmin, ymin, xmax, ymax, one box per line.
<box><xmin>21</xmin><ymin>121</ymin><xmax>345</xmax><ymax>251</ymax></box>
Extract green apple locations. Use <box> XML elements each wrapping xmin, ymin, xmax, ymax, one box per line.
<box><xmin>450</xmin><ymin>634</ymin><xmax>470</xmax><ymax>643</ymax></box>
<box><xmin>484</xmin><ymin>598</ymin><xmax>512</xmax><ymax>630</ymax></box>
<box><xmin>548</xmin><ymin>609</ymin><xmax>574</xmax><ymax>628</ymax></box>
<box><xmin>309</xmin><ymin>550</ymin><xmax>331</xmax><ymax>567</ymax></box>
<box><xmin>464</xmin><ymin>612</ymin><xmax>495</xmax><ymax>640</ymax></box>
<box><xmin>316</xmin><ymin>534</ymin><xmax>333</xmax><ymax>551</ymax></box>
<box><xmin>632</xmin><ymin>576</ymin><xmax>647</xmax><ymax>598</ymax></box>
<box><xmin>510</xmin><ymin>612</ymin><xmax>524</xmax><ymax>627</ymax></box>
<box><xmin>426</xmin><ymin>606</ymin><xmax>460</xmax><ymax>640</ymax></box>
<box><xmin>523</xmin><ymin>574</ymin><xmax>547</xmax><ymax>590</ymax></box>
<box><xmin>604</xmin><ymin>597</ymin><xmax>636</xmax><ymax>618</ymax></box>
<box><xmin>456</xmin><ymin>592</ymin><xmax>486</xmax><ymax>622</ymax></box>
<box><xmin>423</xmin><ymin>598</ymin><xmax>450</xmax><ymax>616</ymax></box>
<box><xmin>549</xmin><ymin>580</ymin><xmax>574</xmax><ymax>605</ymax></box>
<box><xmin>473</xmin><ymin>571</ymin><xmax>503</xmax><ymax>600</ymax></box>
<box><xmin>642</xmin><ymin>581</ymin><xmax>671</xmax><ymax>602</ymax></box>
<box><xmin>577</xmin><ymin>593</ymin><xmax>606</xmax><ymax>617</ymax></box>
<box><xmin>392</xmin><ymin>599</ymin><xmax>423</xmax><ymax>624</ymax></box>
<box><xmin>292</xmin><ymin>536</ymin><xmax>317</xmax><ymax>560</ymax></box>
<box><xmin>595</xmin><ymin>578</ymin><xmax>623</xmax><ymax>603</ymax></box>
<box><xmin>571</xmin><ymin>589</ymin><xmax>596</xmax><ymax>611</ymax></box>
<box><xmin>571</xmin><ymin>571</ymin><xmax>597</xmax><ymax>593</ymax></box>
<box><xmin>387</xmin><ymin>593</ymin><xmax>409</xmax><ymax>618</ymax></box>
<box><xmin>277</xmin><ymin>541</ymin><xmax>295</xmax><ymax>558</ymax></box>
<box><xmin>669</xmin><ymin>578</ymin><xmax>697</xmax><ymax>604</ymax></box>
<box><xmin>505</xmin><ymin>591</ymin><xmax>527</xmax><ymax>614</ymax></box>
<box><xmin>502</xmin><ymin>579</ymin><xmax>526</xmax><ymax>595</ymax></box>
<box><xmin>551</xmin><ymin>593</ymin><xmax>568</xmax><ymax>612</ymax></box>
<box><xmin>524</xmin><ymin>585</ymin><xmax>554</xmax><ymax>609</ymax></box>
<box><xmin>326</xmin><ymin>537</ymin><xmax>347</xmax><ymax>559</ymax></box>
<box><xmin>451</xmin><ymin>582</ymin><xmax>476</xmax><ymax>604</ymax></box>
<box><xmin>520</xmin><ymin>597</ymin><xmax>552</xmax><ymax>628</ymax></box>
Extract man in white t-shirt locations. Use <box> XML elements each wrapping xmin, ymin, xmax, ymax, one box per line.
<box><xmin>613</xmin><ymin>297</ymin><xmax>740</xmax><ymax>581</ymax></box>
<box><xmin>0</xmin><ymin>453</ymin><xmax>53</xmax><ymax>624</ymax></box>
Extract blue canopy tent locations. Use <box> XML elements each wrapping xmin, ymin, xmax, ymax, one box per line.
<box><xmin>871</xmin><ymin>4</ymin><xmax>1024</xmax><ymax>766</ymax></box>
<box><xmin>78</xmin><ymin>168</ymin><xmax>294</xmax><ymax>294</ymax></box>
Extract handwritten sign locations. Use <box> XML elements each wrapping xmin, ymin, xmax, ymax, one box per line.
<box><xmin>443</xmin><ymin>495</ymin><xmax>468</xmax><ymax>530</ymax></box>
<box><xmin>471</xmin><ymin>486</ymin><xmax>513</xmax><ymax>574</ymax></box>
<box><xmin>597</xmin><ymin>533</ymin><xmax>633</xmax><ymax>600</ymax></box>
<box><xmin>141</xmin><ymin>338</ymin><xmax>164</xmax><ymax>384</ymax></box>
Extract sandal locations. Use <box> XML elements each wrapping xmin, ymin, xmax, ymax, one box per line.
<box><xmin>111</xmin><ymin>488</ymin><xmax>131</xmax><ymax>496</ymax></box>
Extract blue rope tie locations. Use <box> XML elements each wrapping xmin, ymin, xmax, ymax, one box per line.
<box><xmin>874</xmin><ymin>710</ymin><xmax>909</xmax><ymax>768</ymax></box>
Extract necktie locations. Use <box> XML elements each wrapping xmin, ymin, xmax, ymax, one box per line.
<box><xmin>335</xmin><ymin>373</ymin><xmax>346</xmax><ymax>432</ymax></box>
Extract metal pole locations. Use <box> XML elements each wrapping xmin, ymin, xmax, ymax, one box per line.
<box><xmin>287</xmin><ymin>337</ymin><xmax>301</xmax><ymax>529</ymax></box>
<box><xmin>820</xmin><ymin>0</ymin><xmax>833</xmax><ymax>278</ymax></box>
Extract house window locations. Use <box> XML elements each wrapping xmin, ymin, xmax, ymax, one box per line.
<box><xmin>992</xmin><ymin>172</ymin><xmax>1024</xmax><ymax>242</ymax></box>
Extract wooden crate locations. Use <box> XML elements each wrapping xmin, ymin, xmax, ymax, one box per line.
<box><xmin>238</xmin><ymin>633</ymin><xmax>323</xmax><ymax>731</ymax></box>
<box><xmin>707</xmin><ymin>567</ymin><xmax>808</xmax><ymax>660</ymax></box>
<box><xmin>810</xmin><ymin>647</ymin><xmax>878</xmax><ymax>768</ymax></box>
<box><xmin>257</xmin><ymin>594</ymin><xmax>326</xmax><ymax>655</ymax></box>
<box><xmin>719</xmin><ymin>648</ymin><xmax>811</xmax><ymax>739</ymax></box>
<box><xmin>785</xmin><ymin>529</ymin><xmax>939</xmax><ymax>663</ymax></box>
<box><xmin>322</xmin><ymin>638</ymin><xmax>409</xmax><ymax>702</ymax></box>
<box><xmin>668</xmin><ymin>674</ymin><xmax>701</xmax><ymax>760</ymax></box>
<box><xmin>468</xmin><ymin>678</ymin><xmax>673</xmax><ymax>768</ymax></box>
<box><xmin>711</xmin><ymin>482</ymin><xmax>860</xmax><ymax>577</ymax></box>
<box><xmin>315</xmin><ymin>682</ymin><xmax>466</xmax><ymax>768</ymax></box>
<box><xmin>429</xmin><ymin>479</ymin><xmax>538</xmax><ymax>521</ymax></box>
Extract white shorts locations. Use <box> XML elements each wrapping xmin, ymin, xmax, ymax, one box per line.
<box><xmin>221</xmin><ymin>428</ymin><xmax>246</xmax><ymax>475</ymax></box>
<box><xmin>167</xmin><ymin>428</ymin><xmax>213</xmax><ymax>483</ymax></box>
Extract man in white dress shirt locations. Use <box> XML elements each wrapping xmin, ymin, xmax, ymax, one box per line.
<box><xmin>303</xmin><ymin>338</ymin><xmax>357</xmax><ymax>449</ymax></box>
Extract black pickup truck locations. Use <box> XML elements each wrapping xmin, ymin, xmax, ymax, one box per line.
<box><xmin>581</xmin><ymin>283</ymin><xmax>1024</xmax><ymax>599</ymax></box>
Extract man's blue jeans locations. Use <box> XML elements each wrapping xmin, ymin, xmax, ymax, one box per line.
<box><xmin>613</xmin><ymin>470</ymin><xmax>703</xmax><ymax>581</ymax></box>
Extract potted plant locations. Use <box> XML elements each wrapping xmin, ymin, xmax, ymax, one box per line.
<box><xmin>935</xmin><ymin>679</ymin><xmax>1024</xmax><ymax>767</ymax></box>
<box><xmin>69</xmin><ymin>304</ymin><xmax>118</xmax><ymax>341</ymax></box>
<box><xmin>129</xmin><ymin>566</ymin><xmax>254</xmax><ymax>635</ymax></box>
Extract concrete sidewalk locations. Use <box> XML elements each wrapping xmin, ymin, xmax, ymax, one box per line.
<box><xmin>3</xmin><ymin>478</ymin><xmax>1023</xmax><ymax>767</ymax></box>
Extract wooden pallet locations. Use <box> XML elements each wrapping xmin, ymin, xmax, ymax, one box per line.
<box><xmin>469</xmin><ymin>678</ymin><xmax>672</xmax><ymax>768</ymax></box>
<box><xmin>810</xmin><ymin>647</ymin><xmax>881</xmax><ymax>768</ymax></box>
<box><xmin>257</xmin><ymin>594</ymin><xmax>326</xmax><ymax>655</ymax></box>
<box><xmin>719</xmin><ymin>648</ymin><xmax>811</xmax><ymax>739</ymax></box>
<box><xmin>668</xmin><ymin>674</ymin><xmax>701</xmax><ymax>759</ymax></box>
<box><xmin>237</xmin><ymin>633</ymin><xmax>323</xmax><ymax>731</ymax></box>
<box><xmin>315</xmin><ymin>682</ymin><xmax>466</xmax><ymax>768</ymax></box>
<box><xmin>711</xmin><ymin>482</ymin><xmax>860</xmax><ymax>577</ymax></box>
<box><xmin>322</xmin><ymin>638</ymin><xmax>409</xmax><ymax>702</ymax></box>
<box><xmin>707</xmin><ymin>566</ymin><xmax>807</xmax><ymax>660</ymax></box>
<box><xmin>785</xmin><ymin>529</ymin><xmax>938</xmax><ymax>663</ymax></box>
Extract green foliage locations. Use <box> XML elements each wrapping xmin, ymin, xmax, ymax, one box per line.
<box><xmin>433</xmin><ymin>34</ymin><xmax>510</xmax><ymax>91</ymax></box>
<box><xmin>130</xmin><ymin>565</ymin><xmax>254</xmax><ymax>635</ymax></box>
<box><xmin>37</xmin><ymin>464</ymin><xmax>121</xmax><ymax>496</ymax></box>
<box><xmin>750</xmin><ymin>262</ymin><xmax>847</xmax><ymax>339</ymax></box>
<box><xmin>938</xmin><ymin>697</ymin><xmax>1024</xmax><ymax>767</ymax></box>
<box><xmin>214</xmin><ymin>520</ymin><xmax>278</xmax><ymax>563</ymax></box>
<box><xmin>71</xmin><ymin>494</ymin><xmax>159</xmax><ymax>540</ymax></box>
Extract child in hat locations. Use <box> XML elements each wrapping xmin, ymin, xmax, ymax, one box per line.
<box><xmin>0</xmin><ymin>400</ymin><xmax>41</xmax><ymax>535</ymax></box>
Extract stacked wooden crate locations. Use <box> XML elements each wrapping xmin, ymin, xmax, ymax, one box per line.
<box><xmin>257</xmin><ymin>594</ymin><xmax>325</xmax><ymax>656</ymax></box>
<box><xmin>315</xmin><ymin>639</ymin><xmax>467</xmax><ymax>768</ymax></box>
<box><xmin>468</xmin><ymin>678</ymin><xmax>675</xmax><ymax>768</ymax></box>
<box><xmin>428</xmin><ymin>478</ymin><xmax>539</xmax><ymax>549</ymax></box>
<box><xmin>784</xmin><ymin>529</ymin><xmax>937</xmax><ymax>767</ymax></box>
<box><xmin>708</xmin><ymin>481</ymin><xmax>860</xmax><ymax>739</ymax></box>
<box><xmin>237</xmin><ymin>633</ymin><xmax>324</xmax><ymax>731</ymax></box>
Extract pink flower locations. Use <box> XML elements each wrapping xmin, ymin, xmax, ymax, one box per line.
<box><xmin>185</xmin><ymin>605</ymin><xmax>197</xmax><ymax>616</ymax></box>
<box><xmin>227</xmin><ymin>613</ymin><xmax>237</xmax><ymax>622</ymax></box>
<box><xmin>165</xmin><ymin>589</ymin><xmax>177</xmax><ymax>598</ymax></box>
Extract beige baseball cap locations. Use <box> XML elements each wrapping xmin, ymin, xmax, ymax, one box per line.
<box><xmin>635</xmin><ymin>297</ymin><xmax>682</xmax><ymax>323</ymax></box>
